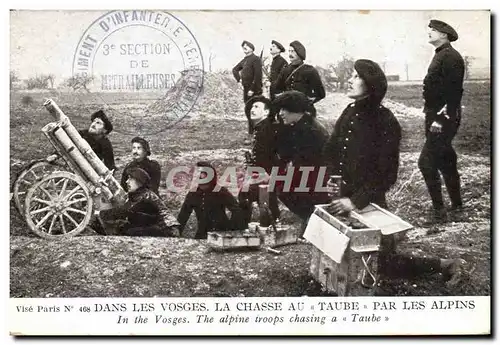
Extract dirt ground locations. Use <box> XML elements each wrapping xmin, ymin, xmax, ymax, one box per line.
<box><xmin>9</xmin><ymin>79</ymin><xmax>491</xmax><ymax>297</ymax></box>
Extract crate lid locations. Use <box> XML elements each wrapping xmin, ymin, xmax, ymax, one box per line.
<box><xmin>355</xmin><ymin>203</ymin><xmax>413</xmax><ymax>235</ymax></box>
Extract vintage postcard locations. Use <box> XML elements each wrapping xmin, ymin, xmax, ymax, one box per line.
<box><xmin>8</xmin><ymin>8</ymin><xmax>491</xmax><ymax>336</ymax></box>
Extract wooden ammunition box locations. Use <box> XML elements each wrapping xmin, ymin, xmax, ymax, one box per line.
<box><xmin>257</xmin><ymin>224</ymin><xmax>298</xmax><ymax>248</ymax></box>
<box><xmin>207</xmin><ymin>230</ymin><xmax>261</xmax><ymax>250</ymax></box>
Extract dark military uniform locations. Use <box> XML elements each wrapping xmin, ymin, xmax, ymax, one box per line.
<box><xmin>419</xmin><ymin>42</ymin><xmax>465</xmax><ymax>210</ymax></box>
<box><xmin>274</xmin><ymin>62</ymin><xmax>326</xmax><ymax>105</ymax></box>
<box><xmin>177</xmin><ymin>185</ymin><xmax>244</xmax><ymax>239</ymax></box>
<box><xmin>100</xmin><ymin>187</ymin><xmax>180</xmax><ymax>237</ymax></box>
<box><xmin>239</xmin><ymin>118</ymin><xmax>281</xmax><ymax>224</ymax></box>
<box><xmin>269</xmin><ymin>55</ymin><xmax>288</xmax><ymax>100</ymax></box>
<box><xmin>121</xmin><ymin>158</ymin><xmax>162</xmax><ymax>195</ymax></box>
<box><xmin>232</xmin><ymin>53</ymin><xmax>263</xmax><ymax>134</ymax></box>
<box><xmin>78</xmin><ymin>129</ymin><xmax>116</xmax><ymax>170</ymax></box>
<box><xmin>275</xmin><ymin>116</ymin><xmax>330</xmax><ymax>221</ymax></box>
<box><xmin>323</xmin><ymin>99</ymin><xmax>402</xmax><ymax>209</ymax></box>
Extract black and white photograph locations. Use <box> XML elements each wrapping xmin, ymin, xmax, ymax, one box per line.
<box><xmin>7</xmin><ymin>8</ymin><xmax>491</xmax><ymax>336</ymax></box>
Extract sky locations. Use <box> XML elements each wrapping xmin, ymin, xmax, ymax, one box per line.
<box><xmin>10</xmin><ymin>10</ymin><xmax>491</xmax><ymax>83</ymax></box>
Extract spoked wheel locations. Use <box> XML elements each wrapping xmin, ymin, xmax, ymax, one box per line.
<box><xmin>12</xmin><ymin>160</ymin><xmax>65</xmax><ymax>216</ymax></box>
<box><xmin>24</xmin><ymin>171</ymin><xmax>94</xmax><ymax>239</ymax></box>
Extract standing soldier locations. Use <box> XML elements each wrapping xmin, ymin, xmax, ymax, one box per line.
<box><xmin>418</xmin><ymin>19</ymin><xmax>465</xmax><ymax>223</ymax></box>
<box><xmin>268</xmin><ymin>40</ymin><xmax>288</xmax><ymax>100</ymax></box>
<box><xmin>274</xmin><ymin>40</ymin><xmax>326</xmax><ymax>113</ymax></box>
<box><xmin>232</xmin><ymin>40</ymin><xmax>263</xmax><ymax>139</ymax></box>
<box><xmin>121</xmin><ymin>137</ymin><xmax>162</xmax><ymax>195</ymax></box>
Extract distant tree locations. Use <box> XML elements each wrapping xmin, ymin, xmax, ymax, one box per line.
<box><xmin>10</xmin><ymin>70</ymin><xmax>19</xmax><ymax>89</ymax></box>
<box><xmin>330</xmin><ymin>56</ymin><xmax>355</xmax><ymax>90</ymax></box>
<box><xmin>46</xmin><ymin>74</ymin><xmax>56</xmax><ymax>89</ymax></box>
<box><xmin>25</xmin><ymin>75</ymin><xmax>50</xmax><ymax>90</ymax></box>
<box><xmin>208</xmin><ymin>51</ymin><xmax>216</xmax><ymax>72</ymax></box>
<box><xmin>66</xmin><ymin>74</ymin><xmax>94</xmax><ymax>91</ymax></box>
<box><xmin>464</xmin><ymin>56</ymin><xmax>475</xmax><ymax>80</ymax></box>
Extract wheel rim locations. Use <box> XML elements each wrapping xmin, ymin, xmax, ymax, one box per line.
<box><xmin>24</xmin><ymin>172</ymin><xmax>93</xmax><ymax>239</ymax></box>
<box><xmin>12</xmin><ymin>161</ymin><xmax>64</xmax><ymax>216</ymax></box>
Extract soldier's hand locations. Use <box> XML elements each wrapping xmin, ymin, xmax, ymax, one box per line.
<box><xmin>329</xmin><ymin>198</ymin><xmax>355</xmax><ymax>215</ymax></box>
<box><xmin>46</xmin><ymin>154</ymin><xmax>59</xmax><ymax>163</ymax></box>
<box><xmin>430</xmin><ymin>121</ymin><xmax>443</xmax><ymax>133</ymax></box>
<box><xmin>247</xmin><ymin>90</ymin><xmax>254</xmax><ymax>97</ymax></box>
<box><xmin>326</xmin><ymin>180</ymin><xmax>340</xmax><ymax>198</ymax></box>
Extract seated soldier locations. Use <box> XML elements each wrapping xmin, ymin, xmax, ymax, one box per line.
<box><xmin>121</xmin><ymin>137</ymin><xmax>161</xmax><ymax>195</ymax></box>
<box><xmin>239</xmin><ymin>95</ymin><xmax>280</xmax><ymax>226</ymax></box>
<box><xmin>46</xmin><ymin>110</ymin><xmax>116</xmax><ymax>171</ymax></box>
<box><xmin>177</xmin><ymin>161</ymin><xmax>244</xmax><ymax>239</ymax></box>
<box><xmin>99</xmin><ymin>168</ymin><xmax>180</xmax><ymax>237</ymax></box>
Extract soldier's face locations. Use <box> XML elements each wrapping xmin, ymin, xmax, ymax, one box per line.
<box><xmin>242</xmin><ymin>44</ymin><xmax>253</xmax><ymax>55</ymax></box>
<box><xmin>126</xmin><ymin>177</ymin><xmax>142</xmax><ymax>192</ymax></box>
<box><xmin>428</xmin><ymin>27</ymin><xmax>446</xmax><ymax>44</ymax></box>
<box><xmin>89</xmin><ymin>118</ymin><xmax>107</xmax><ymax>136</ymax></box>
<box><xmin>270</xmin><ymin>44</ymin><xmax>280</xmax><ymax>54</ymax></box>
<box><xmin>250</xmin><ymin>102</ymin><xmax>269</xmax><ymax>121</ymax></box>
<box><xmin>288</xmin><ymin>47</ymin><xmax>300</xmax><ymax>63</ymax></box>
<box><xmin>347</xmin><ymin>70</ymin><xmax>369</xmax><ymax>100</ymax></box>
<box><xmin>132</xmin><ymin>142</ymin><xmax>147</xmax><ymax>161</ymax></box>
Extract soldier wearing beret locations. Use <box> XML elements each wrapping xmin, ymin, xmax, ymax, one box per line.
<box><xmin>46</xmin><ymin>109</ymin><xmax>116</xmax><ymax>171</ymax></box>
<box><xmin>419</xmin><ymin>19</ymin><xmax>465</xmax><ymax>222</ymax></box>
<box><xmin>99</xmin><ymin>168</ymin><xmax>180</xmax><ymax>237</ymax></box>
<box><xmin>322</xmin><ymin>59</ymin><xmax>466</xmax><ymax>289</ymax></box>
<box><xmin>121</xmin><ymin>137</ymin><xmax>162</xmax><ymax>195</ymax></box>
<box><xmin>268</xmin><ymin>40</ymin><xmax>288</xmax><ymax>100</ymax></box>
<box><xmin>273</xmin><ymin>90</ymin><xmax>330</xmax><ymax>234</ymax></box>
<box><xmin>273</xmin><ymin>40</ymin><xmax>326</xmax><ymax>113</ymax></box>
<box><xmin>232</xmin><ymin>40</ymin><xmax>264</xmax><ymax>137</ymax></box>
<box><xmin>239</xmin><ymin>95</ymin><xmax>281</xmax><ymax>225</ymax></box>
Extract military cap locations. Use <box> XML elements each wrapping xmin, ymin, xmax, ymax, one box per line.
<box><xmin>245</xmin><ymin>95</ymin><xmax>272</xmax><ymax>117</ymax></box>
<box><xmin>354</xmin><ymin>59</ymin><xmax>388</xmax><ymax>105</ymax></box>
<box><xmin>131</xmin><ymin>136</ymin><xmax>151</xmax><ymax>156</ymax></box>
<box><xmin>429</xmin><ymin>19</ymin><xmax>458</xmax><ymax>42</ymax></box>
<box><xmin>273</xmin><ymin>90</ymin><xmax>311</xmax><ymax>114</ymax></box>
<box><xmin>241</xmin><ymin>40</ymin><xmax>255</xmax><ymax>51</ymax></box>
<box><xmin>290</xmin><ymin>40</ymin><xmax>306</xmax><ymax>61</ymax></box>
<box><xmin>90</xmin><ymin>110</ymin><xmax>113</xmax><ymax>133</ymax></box>
<box><xmin>271</xmin><ymin>40</ymin><xmax>285</xmax><ymax>53</ymax></box>
<box><xmin>127</xmin><ymin>167</ymin><xmax>151</xmax><ymax>187</ymax></box>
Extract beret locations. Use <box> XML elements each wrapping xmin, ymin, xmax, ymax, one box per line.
<box><xmin>271</xmin><ymin>40</ymin><xmax>285</xmax><ymax>53</ymax></box>
<box><xmin>127</xmin><ymin>167</ymin><xmax>151</xmax><ymax>187</ymax></box>
<box><xmin>241</xmin><ymin>40</ymin><xmax>255</xmax><ymax>51</ymax></box>
<box><xmin>289</xmin><ymin>40</ymin><xmax>306</xmax><ymax>61</ymax></box>
<box><xmin>245</xmin><ymin>95</ymin><xmax>272</xmax><ymax>117</ymax></box>
<box><xmin>354</xmin><ymin>59</ymin><xmax>388</xmax><ymax>105</ymax></box>
<box><xmin>273</xmin><ymin>90</ymin><xmax>311</xmax><ymax>114</ymax></box>
<box><xmin>429</xmin><ymin>19</ymin><xmax>458</xmax><ymax>42</ymax></box>
<box><xmin>91</xmin><ymin>110</ymin><xmax>113</xmax><ymax>133</ymax></box>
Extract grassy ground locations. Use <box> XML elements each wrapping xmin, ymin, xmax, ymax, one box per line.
<box><xmin>9</xmin><ymin>80</ymin><xmax>491</xmax><ymax>297</ymax></box>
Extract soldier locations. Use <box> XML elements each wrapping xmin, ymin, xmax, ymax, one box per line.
<box><xmin>232</xmin><ymin>40</ymin><xmax>263</xmax><ymax>138</ymax></box>
<box><xmin>268</xmin><ymin>40</ymin><xmax>288</xmax><ymax>100</ymax></box>
<box><xmin>177</xmin><ymin>161</ymin><xmax>245</xmax><ymax>239</ymax></box>
<box><xmin>273</xmin><ymin>91</ymin><xmax>330</xmax><ymax>235</ymax></box>
<box><xmin>273</xmin><ymin>40</ymin><xmax>326</xmax><ymax>112</ymax></box>
<box><xmin>121</xmin><ymin>137</ymin><xmax>161</xmax><ymax>195</ymax></box>
<box><xmin>99</xmin><ymin>168</ymin><xmax>180</xmax><ymax>237</ymax></box>
<box><xmin>46</xmin><ymin>110</ymin><xmax>116</xmax><ymax>171</ymax></box>
<box><xmin>419</xmin><ymin>19</ymin><xmax>465</xmax><ymax>223</ymax></box>
<box><xmin>238</xmin><ymin>95</ymin><xmax>281</xmax><ymax>225</ymax></box>
<box><xmin>323</xmin><ymin>59</ymin><xmax>465</xmax><ymax>288</ymax></box>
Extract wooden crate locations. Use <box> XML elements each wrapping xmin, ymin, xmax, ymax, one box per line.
<box><xmin>207</xmin><ymin>230</ymin><xmax>261</xmax><ymax>250</ymax></box>
<box><xmin>257</xmin><ymin>224</ymin><xmax>298</xmax><ymax>248</ymax></box>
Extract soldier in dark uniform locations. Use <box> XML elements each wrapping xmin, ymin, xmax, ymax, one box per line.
<box><xmin>99</xmin><ymin>168</ymin><xmax>180</xmax><ymax>237</ymax></box>
<box><xmin>177</xmin><ymin>161</ymin><xmax>245</xmax><ymax>239</ymax></box>
<box><xmin>238</xmin><ymin>95</ymin><xmax>281</xmax><ymax>225</ymax></box>
<box><xmin>121</xmin><ymin>137</ymin><xmax>161</xmax><ymax>195</ymax></box>
<box><xmin>418</xmin><ymin>19</ymin><xmax>465</xmax><ymax>222</ymax></box>
<box><xmin>46</xmin><ymin>110</ymin><xmax>116</xmax><ymax>171</ymax></box>
<box><xmin>273</xmin><ymin>40</ymin><xmax>325</xmax><ymax>114</ymax></box>
<box><xmin>268</xmin><ymin>40</ymin><xmax>288</xmax><ymax>100</ymax></box>
<box><xmin>232</xmin><ymin>40</ymin><xmax>263</xmax><ymax>136</ymax></box>
<box><xmin>323</xmin><ymin>59</ymin><xmax>466</xmax><ymax>288</ymax></box>
<box><xmin>273</xmin><ymin>91</ymin><xmax>330</xmax><ymax>234</ymax></box>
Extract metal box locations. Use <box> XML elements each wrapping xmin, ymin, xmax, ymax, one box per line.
<box><xmin>207</xmin><ymin>230</ymin><xmax>261</xmax><ymax>250</ymax></box>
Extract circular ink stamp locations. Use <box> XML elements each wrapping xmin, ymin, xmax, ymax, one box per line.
<box><xmin>72</xmin><ymin>10</ymin><xmax>204</xmax><ymax>135</ymax></box>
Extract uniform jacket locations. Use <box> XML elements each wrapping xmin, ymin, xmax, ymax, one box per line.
<box><xmin>232</xmin><ymin>53</ymin><xmax>263</xmax><ymax>94</ymax></box>
<box><xmin>121</xmin><ymin>158</ymin><xmax>162</xmax><ymax>195</ymax></box>
<box><xmin>246</xmin><ymin>117</ymin><xmax>280</xmax><ymax>173</ymax></box>
<box><xmin>269</xmin><ymin>55</ymin><xmax>288</xmax><ymax>97</ymax></box>
<box><xmin>177</xmin><ymin>185</ymin><xmax>244</xmax><ymax>238</ymax></box>
<box><xmin>323</xmin><ymin>99</ymin><xmax>402</xmax><ymax>209</ymax></box>
<box><xmin>79</xmin><ymin>129</ymin><xmax>116</xmax><ymax>170</ymax></box>
<box><xmin>274</xmin><ymin>62</ymin><xmax>326</xmax><ymax>104</ymax></box>
<box><xmin>423</xmin><ymin>42</ymin><xmax>465</xmax><ymax>133</ymax></box>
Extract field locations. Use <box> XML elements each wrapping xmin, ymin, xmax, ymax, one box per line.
<box><xmin>9</xmin><ymin>77</ymin><xmax>491</xmax><ymax>297</ymax></box>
